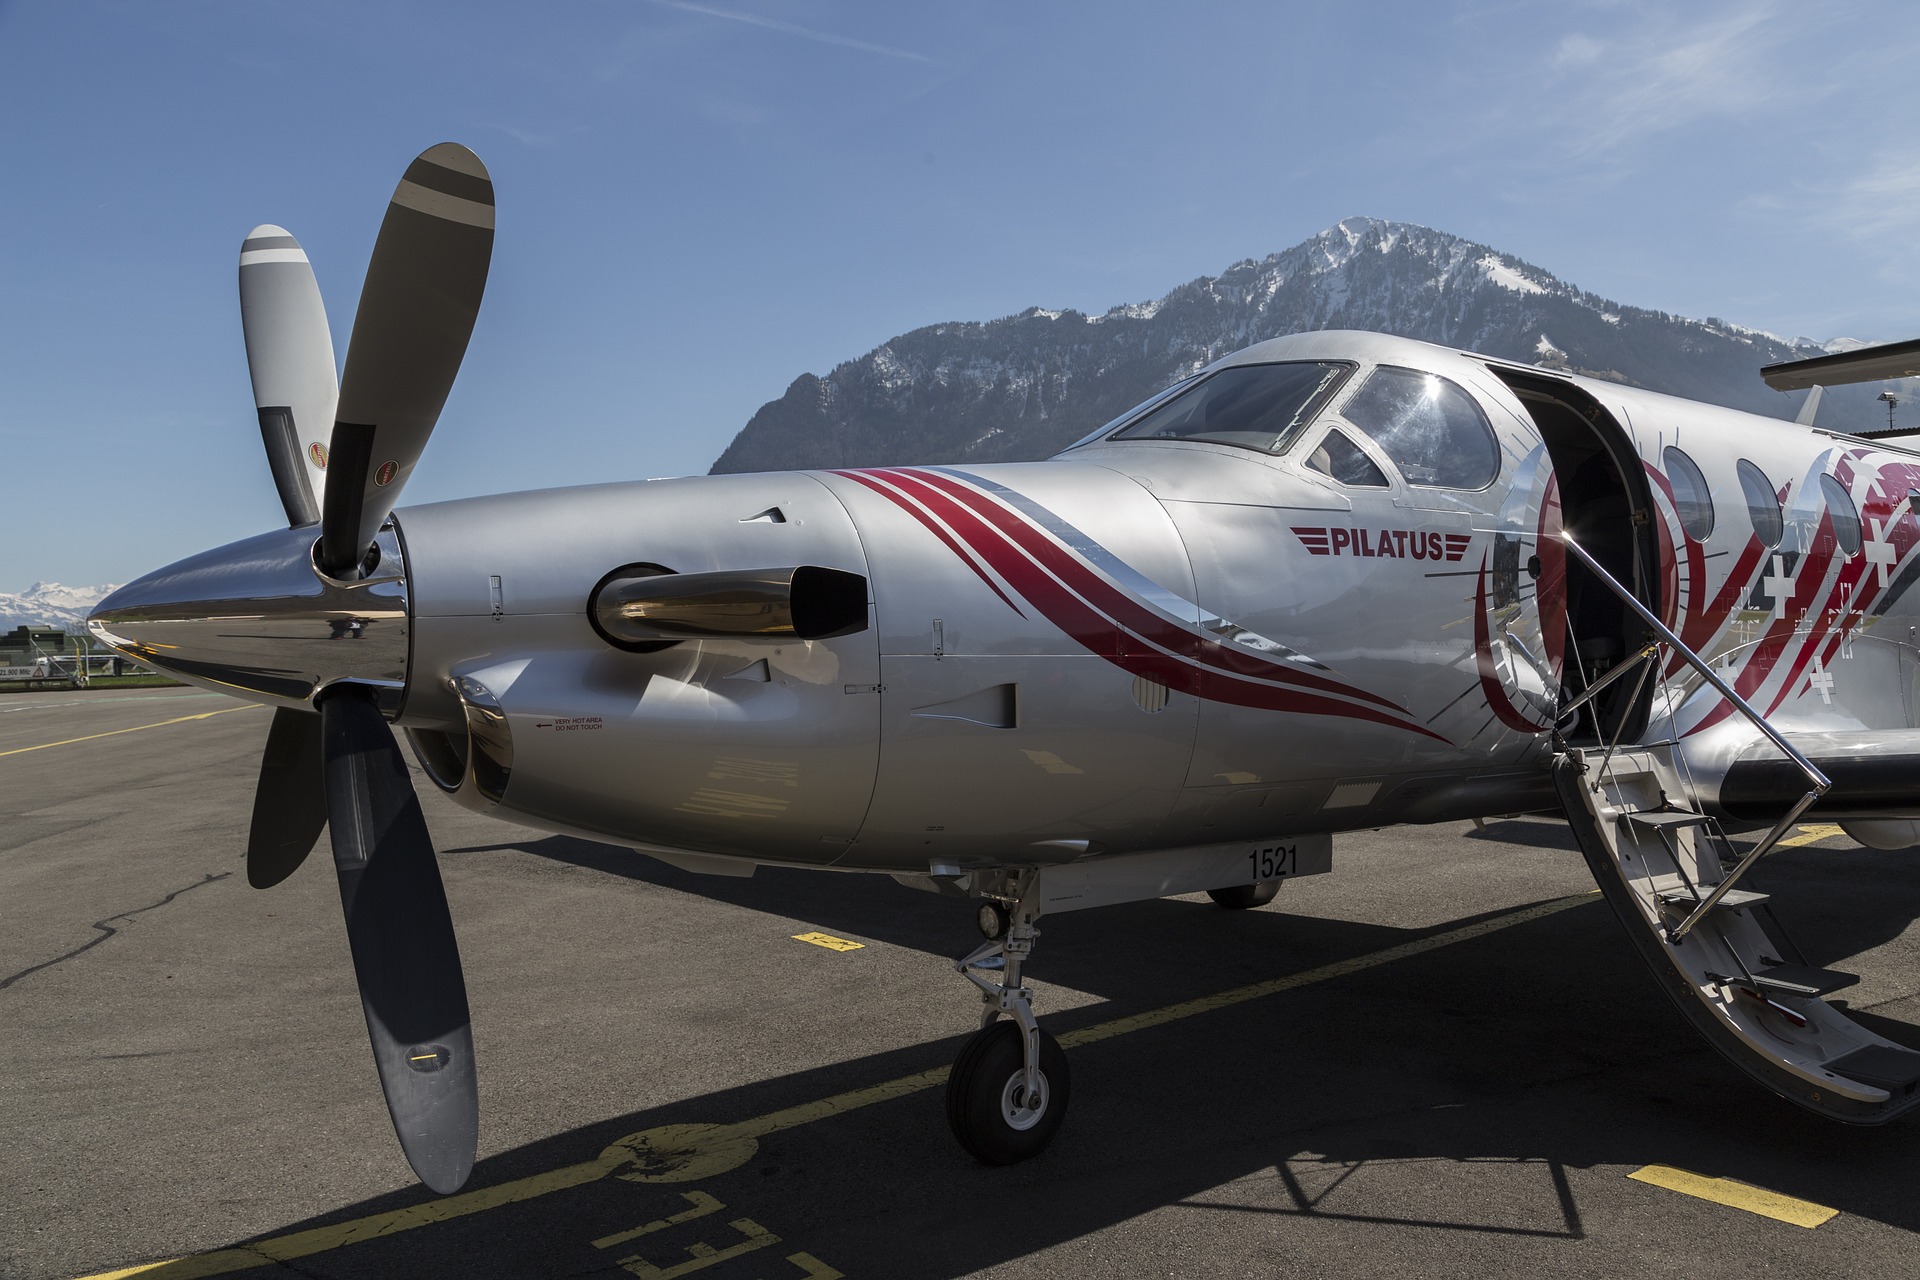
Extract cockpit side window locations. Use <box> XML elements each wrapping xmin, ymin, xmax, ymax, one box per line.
<box><xmin>1304</xmin><ymin>428</ymin><xmax>1389</xmax><ymax>488</ymax></box>
<box><xmin>1338</xmin><ymin>366</ymin><xmax>1499</xmax><ymax>489</ymax></box>
<box><xmin>1109</xmin><ymin>361</ymin><xmax>1354</xmax><ymax>453</ymax></box>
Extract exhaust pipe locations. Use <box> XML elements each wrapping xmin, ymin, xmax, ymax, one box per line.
<box><xmin>589</xmin><ymin>564</ymin><xmax>869</xmax><ymax>648</ymax></box>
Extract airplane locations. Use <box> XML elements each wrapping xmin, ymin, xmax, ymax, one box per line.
<box><xmin>87</xmin><ymin>142</ymin><xmax>1920</xmax><ymax>1195</ymax></box>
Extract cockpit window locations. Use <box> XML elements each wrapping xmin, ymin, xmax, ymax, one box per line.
<box><xmin>1338</xmin><ymin>366</ymin><xmax>1499</xmax><ymax>489</ymax></box>
<box><xmin>1109</xmin><ymin>361</ymin><xmax>1354</xmax><ymax>453</ymax></box>
<box><xmin>1305</xmin><ymin>428</ymin><xmax>1389</xmax><ymax>488</ymax></box>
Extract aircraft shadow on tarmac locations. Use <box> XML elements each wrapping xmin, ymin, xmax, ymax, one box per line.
<box><xmin>115</xmin><ymin>826</ymin><xmax>1920</xmax><ymax>1279</ymax></box>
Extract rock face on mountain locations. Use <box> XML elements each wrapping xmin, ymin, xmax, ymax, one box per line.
<box><xmin>711</xmin><ymin>217</ymin><xmax>1892</xmax><ymax>474</ymax></box>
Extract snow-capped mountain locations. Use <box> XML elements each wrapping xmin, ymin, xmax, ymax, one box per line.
<box><xmin>0</xmin><ymin>582</ymin><xmax>117</xmax><ymax>632</ymax></box>
<box><xmin>712</xmin><ymin>217</ymin><xmax>1901</xmax><ymax>473</ymax></box>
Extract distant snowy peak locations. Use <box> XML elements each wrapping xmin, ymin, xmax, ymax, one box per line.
<box><xmin>0</xmin><ymin>582</ymin><xmax>117</xmax><ymax>631</ymax></box>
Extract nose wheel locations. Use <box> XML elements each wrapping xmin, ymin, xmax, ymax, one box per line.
<box><xmin>948</xmin><ymin>869</ymin><xmax>1071</xmax><ymax>1165</ymax></box>
<box><xmin>946</xmin><ymin>1020</ymin><xmax>1070</xmax><ymax>1164</ymax></box>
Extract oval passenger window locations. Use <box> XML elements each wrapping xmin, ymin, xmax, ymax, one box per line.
<box><xmin>1819</xmin><ymin>473</ymin><xmax>1863</xmax><ymax>556</ymax></box>
<box><xmin>1661</xmin><ymin>447</ymin><xmax>1714</xmax><ymax>541</ymax></box>
<box><xmin>1737</xmin><ymin>459</ymin><xmax>1782</xmax><ymax>548</ymax></box>
<box><xmin>1339</xmin><ymin>367</ymin><xmax>1498</xmax><ymax>489</ymax></box>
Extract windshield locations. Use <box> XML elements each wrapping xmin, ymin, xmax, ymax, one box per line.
<box><xmin>1060</xmin><ymin>375</ymin><xmax>1202</xmax><ymax>451</ymax></box>
<box><xmin>1109</xmin><ymin>361</ymin><xmax>1354</xmax><ymax>453</ymax></box>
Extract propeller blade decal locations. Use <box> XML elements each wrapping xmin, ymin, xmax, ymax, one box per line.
<box><xmin>239</xmin><ymin>225</ymin><xmax>337</xmax><ymax>528</ymax></box>
<box><xmin>321</xmin><ymin>143</ymin><xmax>494</xmax><ymax>574</ymax></box>
<box><xmin>321</xmin><ymin>685</ymin><xmax>478</xmax><ymax>1194</ymax></box>
<box><xmin>246</xmin><ymin>707</ymin><xmax>327</xmax><ymax>889</ymax></box>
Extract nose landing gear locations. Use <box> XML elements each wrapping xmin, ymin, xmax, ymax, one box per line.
<box><xmin>949</xmin><ymin>870</ymin><xmax>1071</xmax><ymax>1164</ymax></box>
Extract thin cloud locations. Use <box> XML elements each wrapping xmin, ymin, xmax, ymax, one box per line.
<box><xmin>1790</xmin><ymin>145</ymin><xmax>1920</xmax><ymax>286</ymax></box>
<box><xmin>646</xmin><ymin>0</ymin><xmax>934</xmax><ymax>64</ymax></box>
<box><xmin>1544</xmin><ymin>3</ymin><xmax>1805</xmax><ymax>162</ymax></box>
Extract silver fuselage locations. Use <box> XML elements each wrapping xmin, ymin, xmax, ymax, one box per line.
<box><xmin>92</xmin><ymin>330</ymin><xmax>1920</xmax><ymax>874</ymax></box>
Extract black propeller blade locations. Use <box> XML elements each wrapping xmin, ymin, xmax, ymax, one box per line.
<box><xmin>321</xmin><ymin>685</ymin><xmax>478</xmax><ymax>1194</ymax></box>
<box><xmin>246</xmin><ymin>708</ymin><xmax>327</xmax><ymax>889</ymax></box>
<box><xmin>319</xmin><ymin>143</ymin><xmax>494</xmax><ymax>576</ymax></box>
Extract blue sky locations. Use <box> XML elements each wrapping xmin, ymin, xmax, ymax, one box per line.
<box><xmin>3</xmin><ymin>0</ymin><xmax>1917</xmax><ymax>587</ymax></box>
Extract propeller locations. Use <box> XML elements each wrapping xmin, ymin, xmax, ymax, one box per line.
<box><xmin>322</xmin><ymin>685</ymin><xmax>479</xmax><ymax>1194</ymax></box>
<box><xmin>234</xmin><ymin>143</ymin><xmax>493</xmax><ymax>1193</ymax></box>
<box><xmin>319</xmin><ymin>142</ymin><xmax>495</xmax><ymax>576</ymax></box>
<box><xmin>239</xmin><ymin>225</ymin><xmax>337</xmax><ymax>528</ymax></box>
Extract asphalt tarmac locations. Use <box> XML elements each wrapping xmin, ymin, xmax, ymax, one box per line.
<box><xmin>7</xmin><ymin>686</ymin><xmax>1920</xmax><ymax>1279</ymax></box>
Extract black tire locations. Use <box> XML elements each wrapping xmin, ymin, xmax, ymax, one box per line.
<box><xmin>946</xmin><ymin>1020</ymin><xmax>1070</xmax><ymax>1165</ymax></box>
<box><xmin>1208</xmin><ymin>881</ymin><xmax>1281</xmax><ymax>909</ymax></box>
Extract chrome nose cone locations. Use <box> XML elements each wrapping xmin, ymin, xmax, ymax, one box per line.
<box><xmin>89</xmin><ymin>523</ymin><xmax>410</xmax><ymax>710</ymax></box>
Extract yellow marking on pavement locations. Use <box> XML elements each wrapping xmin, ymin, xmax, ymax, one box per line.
<box><xmin>791</xmin><ymin>931</ymin><xmax>864</xmax><ymax>952</ymax></box>
<box><xmin>71</xmin><ymin>1156</ymin><xmax>618</xmax><ymax>1278</ymax></box>
<box><xmin>76</xmin><ymin>1265</ymin><xmax>186</xmax><ymax>1280</ymax></box>
<box><xmin>1776</xmin><ymin>824</ymin><xmax>1844</xmax><ymax>849</ymax></box>
<box><xmin>1628</xmin><ymin>1164</ymin><xmax>1838</xmax><ymax>1228</ymax></box>
<box><xmin>72</xmin><ymin>889</ymin><xmax>1596</xmax><ymax>1280</ymax></box>
<box><xmin>591</xmin><ymin>1191</ymin><xmax>724</xmax><ymax>1249</ymax></box>
<box><xmin>0</xmin><ymin>704</ymin><xmax>258</xmax><ymax>758</ymax></box>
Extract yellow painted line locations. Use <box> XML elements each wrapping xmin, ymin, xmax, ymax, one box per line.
<box><xmin>1628</xmin><ymin>1163</ymin><xmax>1838</xmax><ymax>1228</ymax></box>
<box><xmin>0</xmin><ymin>704</ymin><xmax>259</xmax><ymax>758</ymax></box>
<box><xmin>71</xmin><ymin>1157</ymin><xmax>616</xmax><ymax>1278</ymax></box>
<box><xmin>71</xmin><ymin>889</ymin><xmax>1596</xmax><ymax>1280</ymax></box>
<box><xmin>791</xmin><ymin>931</ymin><xmax>864</xmax><ymax>952</ymax></box>
<box><xmin>1776</xmin><ymin>824</ymin><xmax>1844</xmax><ymax>850</ymax></box>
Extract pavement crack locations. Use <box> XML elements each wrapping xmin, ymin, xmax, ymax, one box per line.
<box><xmin>0</xmin><ymin>871</ymin><xmax>231</xmax><ymax>991</ymax></box>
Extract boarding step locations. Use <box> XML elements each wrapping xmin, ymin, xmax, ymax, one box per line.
<box><xmin>1657</xmin><ymin>887</ymin><xmax>1770</xmax><ymax>919</ymax></box>
<box><xmin>1827</xmin><ymin>1045</ymin><xmax>1920</xmax><ymax>1094</ymax></box>
<box><xmin>1619</xmin><ymin>809</ymin><xmax>1717</xmax><ymax>833</ymax></box>
<box><xmin>1750</xmin><ymin>962</ymin><xmax>1859</xmax><ymax>999</ymax></box>
<box><xmin>1707</xmin><ymin>963</ymin><xmax>1860</xmax><ymax>1000</ymax></box>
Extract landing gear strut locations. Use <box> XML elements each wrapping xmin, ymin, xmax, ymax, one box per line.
<box><xmin>948</xmin><ymin>870</ymin><xmax>1070</xmax><ymax>1164</ymax></box>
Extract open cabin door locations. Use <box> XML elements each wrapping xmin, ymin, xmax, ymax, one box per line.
<box><xmin>1489</xmin><ymin>366</ymin><xmax>1662</xmax><ymax>746</ymax></box>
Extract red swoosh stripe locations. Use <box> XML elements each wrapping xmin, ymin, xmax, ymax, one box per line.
<box><xmin>847</xmin><ymin>467</ymin><xmax>1447</xmax><ymax>742</ymax></box>
<box><xmin>1473</xmin><ymin>550</ymin><xmax>1554</xmax><ymax>733</ymax></box>
<box><xmin>893</xmin><ymin>467</ymin><xmax>1414</xmax><ymax>716</ymax></box>
<box><xmin>834</xmin><ymin>470</ymin><xmax>1026</xmax><ymax>618</ymax></box>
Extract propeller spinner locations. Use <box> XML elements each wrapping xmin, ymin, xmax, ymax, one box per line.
<box><xmin>90</xmin><ymin>142</ymin><xmax>495</xmax><ymax>1194</ymax></box>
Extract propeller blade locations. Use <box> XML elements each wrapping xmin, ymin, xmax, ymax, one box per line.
<box><xmin>321</xmin><ymin>685</ymin><xmax>477</xmax><ymax>1193</ymax></box>
<box><xmin>238</xmin><ymin>225</ymin><xmax>338</xmax><ymax>528</ymax></box>
<box><xmin>246</xmin><ymin>707</ymin><xmax>327</xmax><ymax>889</ymax></box>
<box><xmin>319</xmin><ymin>143</ymin><xmax>494</xmax><ymax>575</ymax></box>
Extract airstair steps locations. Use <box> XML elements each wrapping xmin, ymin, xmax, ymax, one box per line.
<box><xmin>1826</xmin><ymin>1045</ymin><xmax>1920</xmax><ymax>1094</ymax></box>
<box><xmin>1657</xmin><ymin>886</ymin><xmax>1769</xmax><ymax>917</ymax></box>
<box><xmin>1745</xmin><ymin>963</ymin><xmax>1858</xmax><ymax>999</ymax></box>
<box><xmin>1620</xmin><ymin>810</ymin><xmax>1716</xmax><ymax>832</ymax></box>
<box><xmin>1549</xmin><ymin>532</ymin><xmax>1920</xmax><ymax>1121</ymax></box>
